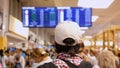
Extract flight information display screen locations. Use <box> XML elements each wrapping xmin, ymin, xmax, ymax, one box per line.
<box><xmin>22</xmin><ymin>7</ymin><xmax>92</xmax><ymax>27</ymax></box>
<box><xmin>22</xmin><ymin>7</ymin><xmax>57</xmax><ymax>27</ymax></box>
<box><xmin>57</xmin><ymin>7</ymin><xmax>92</xmax><ymax>27</ymax></box>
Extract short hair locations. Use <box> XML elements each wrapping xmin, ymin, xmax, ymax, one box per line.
<box><xmin>78</xmin><ymin>41</ymin><xmax>85</xmax><ymax>52</ymax></box>
<box><xmin>55</xmin><ymin>38</ymin><xmax>81</xmax><ymax>56</ymax></box>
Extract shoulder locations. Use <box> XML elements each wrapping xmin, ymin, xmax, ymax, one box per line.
<box><xmin>52</xmin><ymin>59</ymin><xmax>69</xmax><ymax>68</ymax></box>
<box><xmin>80</xmin><ymin>60</ymin><xmax>93</xmax><ymax>68</ymax></box>
<box><xmin>53</xmin><ymin>59</ymin><xmax>66</xmax><ymax>64</ymax></box>
<box><xmin>37</xmin><ymin>62</ymin><xmax>58</xmax><ymax>68</ymax></box>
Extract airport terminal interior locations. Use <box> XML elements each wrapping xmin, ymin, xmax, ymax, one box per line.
<box><xmin>0</xmin><ymin>0</ymin><xmax>120</xmax><ymax>68</ymax></box>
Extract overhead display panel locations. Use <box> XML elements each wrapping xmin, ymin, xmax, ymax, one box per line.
<box><xmin>22</xmin><ymin>7</ymin><xmax>57</xmax><ymax>27</ymax></box>
<box><xmin>57</xmin><ymin>7</ymin><xmax>92</xmax><ymax>27</ymax></box>
<box><xmin>22</xmin><ymin>7</ymin><xmax>92</xmax><ymax>28</ymax></box>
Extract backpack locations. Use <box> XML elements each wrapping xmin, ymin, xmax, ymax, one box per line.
<box><xmin>62</xmin><ymin>59</ymin><xmax>93</xmax><ymax>68</ymax></box>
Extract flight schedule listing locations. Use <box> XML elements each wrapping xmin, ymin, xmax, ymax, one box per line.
<box><xmin>22</xmin><ymin>7</ymin><xmax>57</xmax><ymax>27</ymax></box>
<box><xmin>57</xmin><ymin>7</ymin><xmax>92</xmax><ymax>27</ymax></box>
<box><xmin>22</xmin><ymin>7</ymin><xmax>92</xmax><ymax>28</ymax></box>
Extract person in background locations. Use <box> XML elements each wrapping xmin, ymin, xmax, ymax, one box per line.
<box><xmin>9</xmin><ymin>48</ymin><xmax>16</xmax><ymax>68</ymax></box>
<box><xmin>89</xmin><ymin>48</ymin><xmax>98</xmax><ymax>66</ymax></box>
<box><xmin>0</xmin><ymin>49</ymin><xmax>7</xmax><ymax>68</ymax></box>
<box><xmin>13</xmin><ymin>48</ymin><xmax>25</xmax><ymax>68</ymax></box>
<box><xmin>49</xmin><ymin>49</ymin><xmax>57</xmax><ymax>60</ymax></box>
<box><xmin>4</xmin><ymin>49</ymin><xmax>11</xmax><ymax>68</ymax></box>
<box><xmin>25</xmin><ymin>49</ymin><xmax>33</xmax><ymax>67</ymax></box>
<box><xmin>118</xmin><ymin>53</ymin><xmax>120</xmax><ymax>68</ymax></box>
<box><xmin>111</xmin><ymin>50</ymin><xmax>119</xmax><ymax>68</ymax></box>
<box><xmin>78</xmin><ymin>41</ymin><xmax>91</xmax><ymax>62</ymax></box>
<box><xmin>53</xmin><ymin>21</ymin><xmax>95</xmax><ymax>68</ymax></box>
<box><xmin>83</xmin><ymin>48</ymin><xmax>89</xmax><ymax>55</ymax></box>
<box><xmin>31</xmin><ymin>48</ymin><xmax>57</xmax><ymax>68</ymax></box>
<box><xmin>89</xmin><ymin>48</ymin><xmax>100</xmax><ymax>68</ymax></box>
<box><xmin>98</xmin><ymin>50</ymin><xmax>116</xmax><ymax>68</ymax></box>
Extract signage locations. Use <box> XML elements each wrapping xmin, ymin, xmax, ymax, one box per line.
<box><xmin>22</xmin><ymin>7</ymin><xmax>92</xmax><ymax>27</ymax></box>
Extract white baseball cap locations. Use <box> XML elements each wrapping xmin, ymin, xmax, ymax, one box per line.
<box><xmin>55</xmin><ymin>21</ymin><xmax>82</xmax><ymax>46</ymax></box>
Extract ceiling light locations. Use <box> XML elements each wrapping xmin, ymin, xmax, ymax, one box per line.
<box><xmin>92</xmin><ymin>16</ymin><xmax>99</xmax><ymax>22</ymax></box>
<box><xmin>9</xmin><ymin>42</ymin><xmax>14</xmax><ymax>45</ymax></box>
<box><xmin>78</xmin><ymin>0</ymin><xmax>114</xmax><ymax>9</ymax></box>
<box><xmin>84</xmin><ymin>36</ymin><xmax>92</xmax><ymax>38</ymax></box>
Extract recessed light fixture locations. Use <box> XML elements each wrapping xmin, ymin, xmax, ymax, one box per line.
<box><xmin>78</xmin><ymin>0</ymin><xmax>114</xmax><ymax>9</ymax></box>
<box><xmin>9</xmin><ymin>42</ymin><xmax>14</xmax><ymax>45</ymax></box>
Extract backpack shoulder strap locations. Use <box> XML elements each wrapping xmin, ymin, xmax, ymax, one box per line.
<box><xmin>61</xmin><ymin>59</ymin><xmax>78</xmax><ymax>68</ymax></box>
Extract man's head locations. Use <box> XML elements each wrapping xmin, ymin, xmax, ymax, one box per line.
<box><xmin>55</xmin><ymin>21</ymin><xmax>81</xmax><ymax>46</ymax></box>
<box><xmin>54</xmin><ymin>21</ymin><xmax>82</xmax><ymax>56</ymax></box>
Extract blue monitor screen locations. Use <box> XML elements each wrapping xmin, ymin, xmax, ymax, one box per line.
<box><xmin>22</xmin><ymin>7</ymin><xmax>57</xmax><ymax>27</ymax></box>
<box><xmin>22</xmin><ymin>7</ymin><xmax>92</xmax><ymax>27</ymax></box>
<box><xmin>57</xmin><ymin>7</ymin><xmax>92</xmax><ymax>27</ymax></box>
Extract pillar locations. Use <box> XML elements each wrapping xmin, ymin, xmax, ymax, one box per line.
<box><xmin>2</xmin><ymin>0</ymin><xmax>9</xmax><ymax>36</ymax></box>
<box><xmin>107</xmin><ymin>29</ymin><xmax>110</xmax><ymax>49</ymax></box>
<box><xmin>103</xmin><ymin>31</ymin><xmax>106</xmax><ymax>49</ymax></box>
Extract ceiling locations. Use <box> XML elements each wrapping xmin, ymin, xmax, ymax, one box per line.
<box><xmin>21</xmin><ymin>0</ymin><xmax>78</xmax><ymax>7</ymax></box>
<box><xmin>84</xmin><ymin>0</ymin><xmax>120</xmax><ymax>37</ymax></box>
